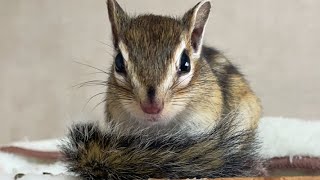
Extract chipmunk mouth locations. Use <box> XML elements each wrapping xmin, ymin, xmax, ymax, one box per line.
<box><xmin>140</xmin><ymin>102</ymin><xmax>164</xmax><ymax>115</ymax></box>
<box><xmin>127</xmin><ymin>102</ymin><xmax>175</xmax><ymax>126</ymax></box>
<box><xmin>137</xmin><ymin>98</ymin><xmax>165</xmax><ymax>122</ymax></box>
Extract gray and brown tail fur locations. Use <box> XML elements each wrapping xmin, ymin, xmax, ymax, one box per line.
<box><xmin>60</xmin><ymin>114</ymin><xmax>263</xmax><ymax>180</ymax></box>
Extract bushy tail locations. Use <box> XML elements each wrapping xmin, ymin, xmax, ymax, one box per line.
<box><xmin>60</xmin><ymin>117</ymin><xmax>263</xmax><ymax>180</ymax></box>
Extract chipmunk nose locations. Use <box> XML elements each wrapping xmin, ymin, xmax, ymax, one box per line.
<box><xmin>147</xmin><ymin>86</ymin><xmax>156</xmax><ymax>101</ymax></box>
<box><xmin>140</xmin><ymin>86</ymin><xmax>163</xmax><ymax>114</ymax></box>
<box><xmin>140</xmin><ymin>102</ymin><xmax>163</xmax><ymax>114</ymax></box>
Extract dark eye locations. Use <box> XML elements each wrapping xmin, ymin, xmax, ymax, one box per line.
<box><xmin>178</xmin><ymin>51</ymin><xmax>191</xmax><ymax>74</ymax></box>
<box><xmin>115</xmin><ymin>53</ymin><xmax>126</xmax><ymax>74</ymax></box>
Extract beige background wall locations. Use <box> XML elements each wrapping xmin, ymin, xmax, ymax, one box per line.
<box><xmin>0</xmin><ymin>0</ymin><xmax>319</xmax><ymax>144</ymax></box>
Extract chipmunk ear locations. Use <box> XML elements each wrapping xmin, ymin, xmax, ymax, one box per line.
<box><xmin>106</xmin><ymin>0</ymin><xmax>129</xmax><ymax>47</ymax></box>
<box><xmin>183</xmin><ymin>0</ymin><xmax>211</xmax><ymax>55</ymax></box>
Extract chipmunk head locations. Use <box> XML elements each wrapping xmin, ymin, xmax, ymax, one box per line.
<box><xmin>106</xmin><ymin>0</ymin><xmax>211</xmax><ymax>125</ymax></box>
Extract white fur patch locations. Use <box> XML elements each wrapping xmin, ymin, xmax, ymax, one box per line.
<box><xmin>161</xmin><ymin>41</ymin><xmax>189</xmax><ymax>91</ymax></box>
<box><xmin>174</xmin><ymin>41</ymin><xmax>187</xmax><ymax>68</ymax></box>
<box><xmin>177</xmin><ymin>71</ymin><xmax>193</xmax><ymax>88</ymax></box>
<box><xmin>114</xmin><ymin>72</ymin><xmax>126</xmax><ymax>86</ymax></box>
<box><xmin>118</xmin><ymin>41</ymin><xmax>129</xmax><ymax>61</ymax></box>
<box><xmin>114</xmin><ymin>41</ymin><xmax>129</xmax><ymax>85</ymax></box>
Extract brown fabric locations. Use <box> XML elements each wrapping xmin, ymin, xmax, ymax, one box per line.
<box><xmin>267</xmin><ymin>156</ymin><xmax>320</xmax><ymax>171</ymax></box>
<box><xmin>214</xmin><ymin>177</ymin><xmax>320</xmax><ymax>180</ymax></box>
<box><xmin>0</xmin><ymin>146</ymin><xmax>63</xmax><ymax>161</ymax></box>
<box><xmin>152</xmin><ymin>177</ymin><xmax>320</xmax><ymax>180</ymax></box>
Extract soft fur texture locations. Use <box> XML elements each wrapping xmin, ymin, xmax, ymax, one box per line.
<box><xmin>60</xmin><ymin>115</ymin><xmax>263</xmax><ymax>180</ymax></box>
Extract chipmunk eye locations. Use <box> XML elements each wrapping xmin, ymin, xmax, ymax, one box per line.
<box><xmin>115</xmin><ymin>53</ymin><xmax>126</xmax><ymax>74</ymax></box>
<box><xmin>178</xmin><ymin>51</ymin><xmax>191</xmax><ymax>74</ymax></box>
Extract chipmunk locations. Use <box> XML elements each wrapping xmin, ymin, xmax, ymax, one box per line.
<box><xmin>104</xmin><ymin>0</ymin><xmax>261</xmax><ymax>134</ymax></box>
<box><xmin>61</xmin><ymin>0</ymin><xmax>264</xmax><ymax>179</ymax></box>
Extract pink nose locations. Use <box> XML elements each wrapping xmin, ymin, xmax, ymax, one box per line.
<box><xmin>140</xmin><ymin>102</ymin><xmax>163</xmax><ymax>114</ymax></box>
